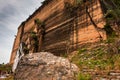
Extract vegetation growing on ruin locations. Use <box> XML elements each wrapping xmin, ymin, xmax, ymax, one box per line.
<box><xmin>103</xmin><ymin>0</ymin><xmax>120</xmax><ymax>26</ymax></box>
<box><xmin>30</xmin><ymin>31</ymin><xmax>38</xmax><ymax>52</ymax></box>
<box><xmin>64</xmin><ymin>36</ymin><xmax>120</xmax><ymax>79</ymax></box>
<box><xmin>23</xmin><ymin>47</ymin><xmax>29</xmax><ymax>55</ymax></box>
<box><xmin>34</xmin><ymin>18</ymin><xmax>45</xmax><ymax>36</ymax></box>
<box><xmin>34</xmin><ymin>18</ymin><xmax>42</xmax><ymax>26</ymax></box>
<box><xmin>34</xmin><ymin>18</ymin><xmax>45</xmax><ymax>27</ymax></box>
<box><xmin>64</xmin><ymin>1</ymin><xmax>120</xmax><ymax>79</ymax></box>
<box><xmin>30</xmin><ymin>31</ymin><xmax>37</xmax><ymax>40</ymax></box>
<box><xmin>103</xmin><ymin>23</ymin><xmax>114</xmax><ymax>37</ymax></box>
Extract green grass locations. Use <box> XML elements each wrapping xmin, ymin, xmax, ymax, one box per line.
<box><xmin>78</xmin><ymin>48</ymin><xmax>87</xmax><ymax>54</ymax></box>
<box><xmin>77</xmin><ymin>73</ymin><xmax>92</xmax><ymax>80</ymax></box>
<box><xmin>70</xmin><ymin>41</ymin><xmax>120</xmax><ymax>71</ymax></box>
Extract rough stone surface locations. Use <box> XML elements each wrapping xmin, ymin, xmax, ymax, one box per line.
<box><xmin>81</xmin><ymin>69</ymin><xmax>120</xmax><ymax>80</ymax></box>
<box><xmin>14</xmin><ymin>52</ymin><xmax>79</xmax><ymax>80</ymax></box>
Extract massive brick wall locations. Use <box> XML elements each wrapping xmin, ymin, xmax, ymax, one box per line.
<box><xmin>41</xmin><ymin>0</ymin><xmax>106</xmax><ymax>54</ymax></box>
<box><xmin>10</xmin><ymin>0</ymin><xmax>107</xmax><ymax>64</ymax></box>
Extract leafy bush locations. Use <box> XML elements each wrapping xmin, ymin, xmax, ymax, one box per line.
<box><xmin>30</xmin><ymin>31</ymin><xmax>37</xmax><ymax>40</ymax></box>
<box><xmin>103</xmin><ymin>23</ymin><xmax>114</xmax><ymax>37</ymax></box>
<box><xmin>34</xmin><ymin>18</ymin><xmax>45</xmax><ymax>28</ymax></box>
<box><xmin>23</xmin><ymin>47</ymin><xmax>29</xmax><ymax>55</ymax></box>
<box><xmin>34</xmin><ymin>18</ymin><xmax>41</xmax><ymax>26</ymax></box>
<box><xmin>105</xmin><ymin>10</ymin><xmax>117</xmax><ymax>20</ymax></box>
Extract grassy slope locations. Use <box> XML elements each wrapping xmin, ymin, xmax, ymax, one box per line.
<box><xmin>66</xmin><ymin>37</ymin><xmax>120</xmax><ymax>79</ymax></box>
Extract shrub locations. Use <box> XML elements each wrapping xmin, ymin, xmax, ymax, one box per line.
<box><xmin>103</xmin><ymin>23</ymin><xmax>114</xmax><ymax>37</ymax></box>
<box><xmin>34</xmin><ymin>18</ymin><xmax>45</xmax><ymax>28</ymax></box>
<box><xmin>34</xmin><ymin>18</ymin><xmax>41</xmax><ymax>26</ymax></box>
<box><xmin>23</xmin><ymin>47</ymin><xmax>29</xmax><ymax>55</ymax></box>
<box><xmin>104</xmin><ymin>10</ymin><xmax>117</xmax><ymax>19</ymax></box>
<box><xmin>30</xmin><ymin>31</ymin><xmax>37</xmax><ymax>40</ymax></box>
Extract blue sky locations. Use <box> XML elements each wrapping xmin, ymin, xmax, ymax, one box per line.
<box><xmin>0</xmin><ymin>0</ymin><xmax>44</xmax><ymax>64</ymax></box>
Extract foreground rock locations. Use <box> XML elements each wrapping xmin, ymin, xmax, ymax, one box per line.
<box><xmin>14</xmin><ymin>52</ymin><xmax>79</xmax><ymax>80</ymax></box>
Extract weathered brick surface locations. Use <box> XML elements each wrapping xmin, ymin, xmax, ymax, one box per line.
<box><xmin>10</xmin><ymin>0</ymin><xmax>107</xmax><ymax>64</ymax></box>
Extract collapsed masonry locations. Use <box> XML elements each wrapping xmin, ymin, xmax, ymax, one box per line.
<box><xmin>10</xmin><ymin>0</ymin><xmax>109</xmax><ymax>64</ymax></box>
